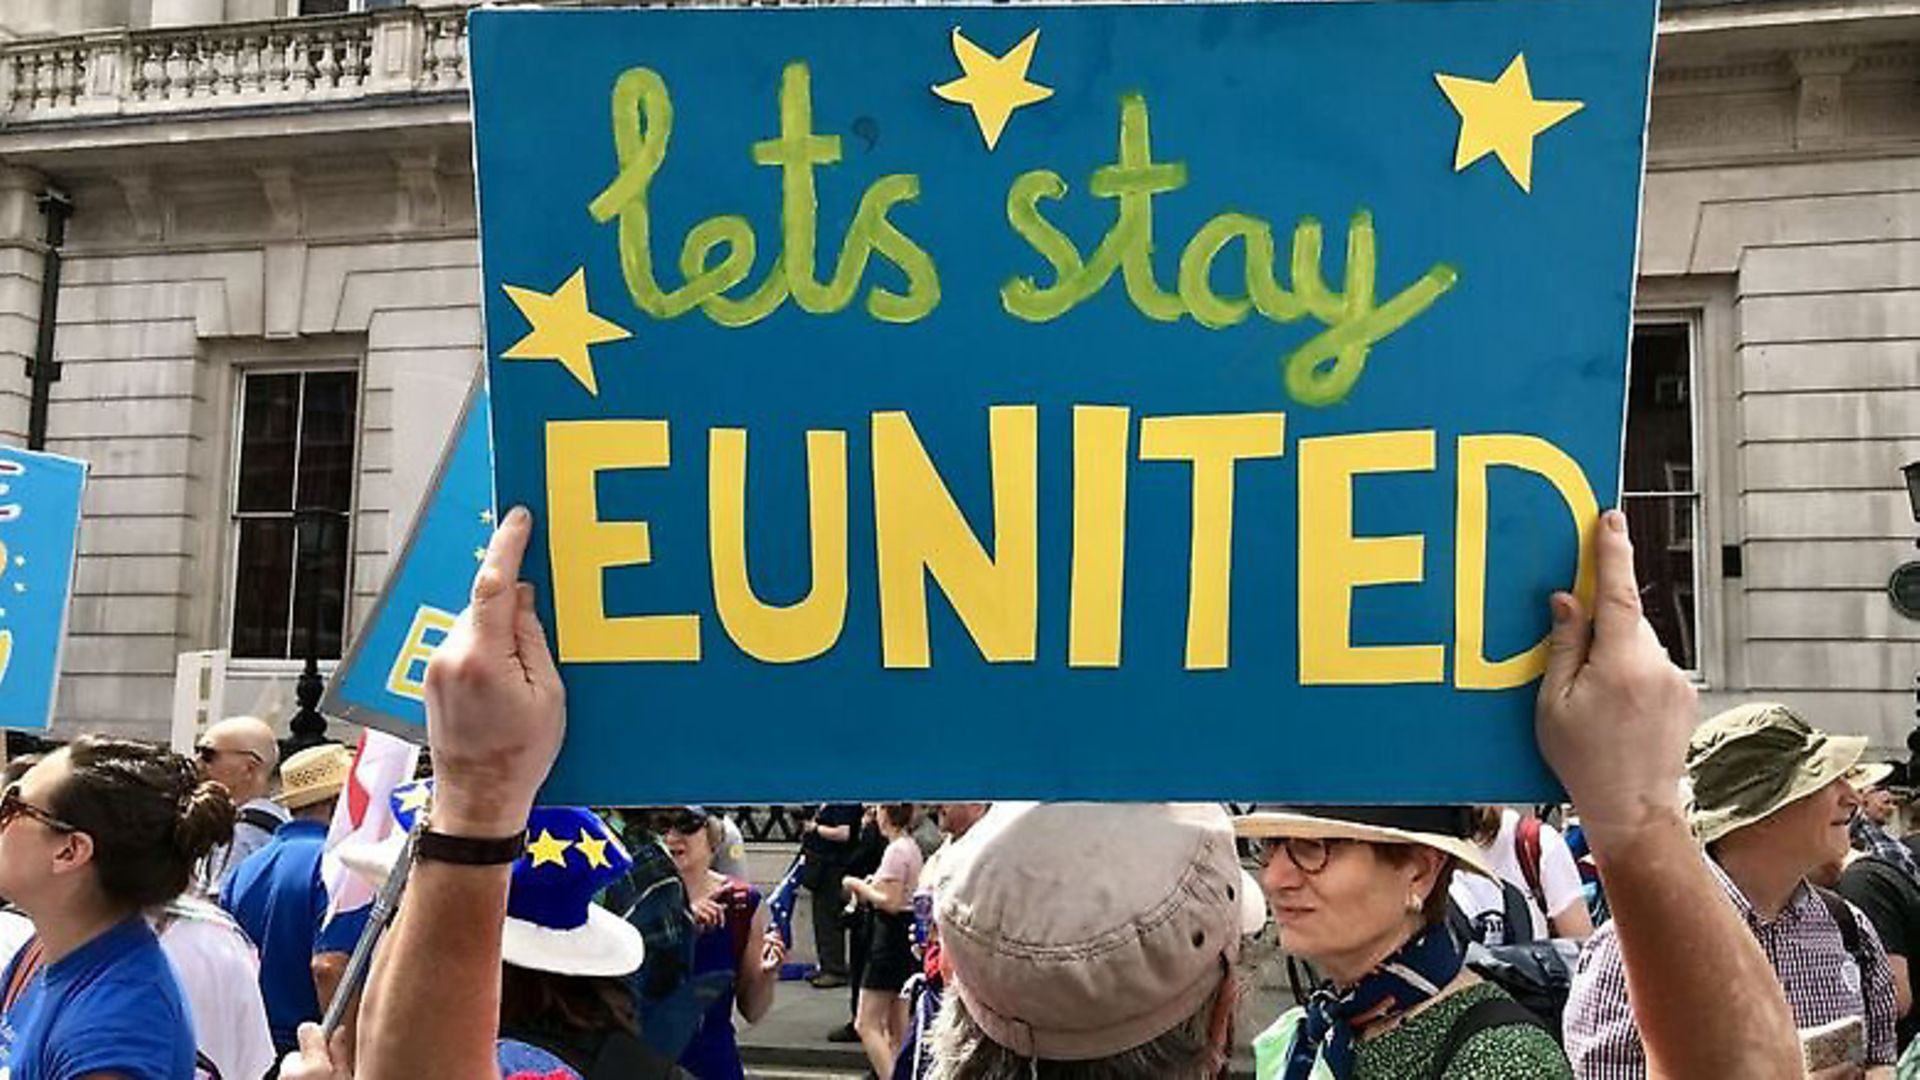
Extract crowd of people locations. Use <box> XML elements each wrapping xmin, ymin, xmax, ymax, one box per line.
<box><xmin>0</xmin><ymin>505</ymin><xmax>1917</xmax><ymax>1079</ymax></box>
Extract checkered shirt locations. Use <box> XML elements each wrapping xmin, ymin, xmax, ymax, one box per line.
<box><xmin>1853</xmin><ymin>816</ymin><xmax>1920</xmax><ymax>883</ymax></box>
<box><xmin>1564</xmin><ymin>856</ymin><xmax>1898</xmax><ymax>1078</ymax></box>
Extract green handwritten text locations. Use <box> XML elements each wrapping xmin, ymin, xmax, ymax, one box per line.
<box><xmin>588</xmin><ymin>63</ymin><xmax>941</xmax><ymax>326</ymax></box>
<box><xmin>1002</xmin><ymin>94</ymin><xmax>1458</xmax><ymax>406</ymax></box>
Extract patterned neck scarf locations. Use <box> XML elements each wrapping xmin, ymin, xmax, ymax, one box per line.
<box><xmin>1282</xmin><ymin>923</ymin><xmax>1465</xmax><ymax>1080</ymax></box>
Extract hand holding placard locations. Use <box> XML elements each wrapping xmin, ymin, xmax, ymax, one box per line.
<box><xmin>422</xmin><ymin>506</ymin><xmax>565</xmax><ymax>838</ymax></box>
<box><xmin>1536</xmin><ymin>508</ymin><xmax>1695</xmax><ymax>849</ymax></box>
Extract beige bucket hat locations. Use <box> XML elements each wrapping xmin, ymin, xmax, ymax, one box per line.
<box><xmin>935</xmin><ymin>802</ymin><xmax>1267</xmax><ymax>1062</ymax></box>
<box><xmin>1687</xmin><ymin>701</ymin><xmax>1867</xmax><ymax>845</ymax></box>
<box><xmin>1233</xmin><ymin>805</ymin><xmax>1496</xmax><ymax>879</ymax></box>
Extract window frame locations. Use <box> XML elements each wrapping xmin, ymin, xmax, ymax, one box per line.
<box><xmin>294</xmin><ymin>0</ymin><xmax>408</xmax><ymax>15</ymax></box>
<box><xmin>1629</xmin><ymin>277</ymin><xmax>1736</xmax><ymax>690</ymax></box>
<box><xmin>223</xmin><ymin>363</ymin><xmax>363</xmax><ymax>668</ymax></box>
<box><xmin>1622</xmin><ymin>318</ymin><xmax>1705</xmax><ymax>676</ymax></box>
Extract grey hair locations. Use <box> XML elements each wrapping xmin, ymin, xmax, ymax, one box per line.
<box><xmin>925</xmin><ymin>980</ymin><xmax>1230</xmax><ymax>1080</ymax></box>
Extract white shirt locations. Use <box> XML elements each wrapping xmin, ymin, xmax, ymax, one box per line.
<box><xmin>1448</xmin><ymin>808</ymin><xmax>1586</xmax><ymax>940</ymax></box>
<box><xmin>0</xmin><ymin>910</ymin><xmax>32</xmax><ymax>973</ymax></box>
<box><xmin>155</xmin><ymin>896</ymin><xmax>276</xmax><ymax>1080</ymax></box>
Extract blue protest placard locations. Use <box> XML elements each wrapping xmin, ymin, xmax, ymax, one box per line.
<box><xmin>471</xmin><ymin>0</ymin><xmax>1656</xmax><ymax>804</ymax></box>
<box><xmin>323</xmin><ymin>379</ymin><xmax>494</xmax><ymax>737</ymax></box>
<box><xmin>0</xmin><ymin>447</ymin><xmax>87</xmax><ymax>731</ymax></box>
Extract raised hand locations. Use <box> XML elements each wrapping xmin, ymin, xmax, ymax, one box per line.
<box><xmin>423</xmin><ymin>506</ymin><xmax>566</xmax><ymax>839</ymax></box>
<box><xmin>1537</xmin><ymin>508</ymin><xmax>1698</xmax><ymax>850</ymax></box>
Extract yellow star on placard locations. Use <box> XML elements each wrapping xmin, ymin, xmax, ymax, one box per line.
<box><xmin>932</xmin><ymin>28</ymin><xmax>1054</xmax><ymax>151</ymax></box>
<box><xmin>575</xmin><ymin>829</ymin><xmax>612</xmax><ymax>869</ymax></box>
<box><xmin>500</xmin><ymin>268</ymin><xmax>631</xmax><ymax>396</ymax></box>
<box><xmin>526</xmin><ymin>829</ymin><xmax>573</xmax><ymax>869</ymax></box>
<box><xmin>1434</xmin><ymin>54</ymin><xmax>1584</xmax><ymax>193</ymax></box>
<box><xmin>395</xmin><ymin>786</ymin><xmax>431</xmax><ymax>815</ymax></box>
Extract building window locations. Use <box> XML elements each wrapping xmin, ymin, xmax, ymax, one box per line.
<box><xmin>229</xmin><ymin>370</ymin><xmax>358</xmax><ymax>661</ymax></box>
<box><xmin>298</xmin><ymin>0</ymin><xmax>407</xmax><ymax>14</ymax></box>
<box><xmin>1623</xmin><ymin>322</ymin><xmax>1700</xmax><ymax>672</ymax></box>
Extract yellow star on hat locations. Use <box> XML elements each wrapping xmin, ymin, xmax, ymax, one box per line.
<box><xmin>1434</xmin><ymin>54</ymin><xmax>1584</xmax><ymax>193</ymax></box>
<box><xmin>500</xmin><ymin>268</ymin><xmax>631</xmax><ymax>397</ymax></box>
<box><xmin>932</xmin><ymin>28</ymin><xmax>1054</xmax><ymax>151</ymax></box>
<box><xmin>526</xmin><ymin>829</ymin><xmax>573</xmax><ymax>869</ymax></box>
<box><xmin>575</xmin><ymin>829</ymin><xmax>611</xmax><ymax>869</ymax></box>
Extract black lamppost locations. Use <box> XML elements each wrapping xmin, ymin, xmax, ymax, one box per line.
<box><xmin>285</xmin><ymin>505</ymin><xmax>336</xmax><ymax>755</ymax></box>
<box><xmin>1898</xmin><ymin>462</ymin><xmax>1920</xmax><ymax>783</ymax></box>
<box><xmin>1904</xmin><ymin>461</ymin><xmax>1920</xmax><ymax>546</ymax></box>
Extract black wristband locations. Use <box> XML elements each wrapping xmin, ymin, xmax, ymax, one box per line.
<box><xmin>415</xmin><ymin>827</ymin><xmax>528</xmax><ymax>866</ymax></box>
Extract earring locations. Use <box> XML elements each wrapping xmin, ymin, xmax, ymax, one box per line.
<box><xmin>1406</xmin><ymin>893</ymin><xmax>1421</xmax><ymax>914</ymax></box>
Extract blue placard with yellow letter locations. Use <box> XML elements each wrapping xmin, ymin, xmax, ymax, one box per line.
<box><xmin>323</xmin><ymin>379</ymin><xmax>494</xmax><ymax>737</ymax></box>
<box><xmin>472</xmin><ymin>0</ymin><xmax>1656</xmax><ymax>803</ymax></box>
<box><xmin>0</xmin><ymin>446</ymin><xmax>87</xmax><ymax>732</ymax></box>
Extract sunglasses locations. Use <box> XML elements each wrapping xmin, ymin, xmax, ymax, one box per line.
<box><xmin>1252</xmin><ymin>837</ymin><xmax>1357</xmax><ymax>876</ymax></box>
<box><xmin>0</xmin><ymin>785</ymin><xmax>77</xmax><ymax>835</ymax></box>
<box><xmin>659</xmin><ymin>807</ymin><xmax>710</xmax><ymax>835</ymax></box>
<box><xmin>194</xmin><ymin>744</ymin><xmax>263</xmax><ymax>766</ymax></box>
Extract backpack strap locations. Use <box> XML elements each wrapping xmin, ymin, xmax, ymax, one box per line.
<box><xmin>1499</xmin><ymin>880</ymin><xmax>1537</xmax><ymax>945</ymax></box>
<box><xmin>1515</xmin><ymin>816</ymin><xmax>1549</xmax><ymax>920</ymax></box>
<box><xmin>1814</xmin><ymin>886</ymin><xmax>1872</xmax><ymax>997</ymax></box>
<box><xmin>238</xmin><ymin>806</ymin><xmax>284</xmax><ymax>836</ymax></box>
<box><xmin>1427</xmin><ymin>995</ymin><xmax>1554</xmax><ymax>1080</ymax></box>
<box><xmin>2</xmin><ymin>936</ymin><xmax>42</xmax><ymax>1014</ymax></box>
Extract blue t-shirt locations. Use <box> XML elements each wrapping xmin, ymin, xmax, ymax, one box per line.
<box><xmin>220</xmin><ymin>817</ymin><xmax>346</xmax><ymax>1053</ymax></box>
<box><xmin>0</xmin><ymin>917</ymin><xmax>195</xmax><ymax>1080</ymax></box>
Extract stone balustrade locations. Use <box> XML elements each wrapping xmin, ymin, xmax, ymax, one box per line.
<box><xmin>0</xmin><ymin>7</ymin><xmax>469</xmax><ymax>124</ymax></box>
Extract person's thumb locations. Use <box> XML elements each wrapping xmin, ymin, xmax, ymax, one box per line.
<box><xmin>1540</xmin><ymin>591</ymin><xmax>1590</xmax><ymax>704</ymax></box>
<box><xmin>296</xmin><ymin>1022</ymin><xmax>328</xmax><ymax>1056</ymax></box>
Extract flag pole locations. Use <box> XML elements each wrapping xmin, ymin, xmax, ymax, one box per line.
<box><xmin>321</xmin><ymin>816</ymin><xmax>423</xmax><ymax>1038</ymax></box>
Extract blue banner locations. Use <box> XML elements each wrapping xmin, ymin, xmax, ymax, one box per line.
<box><xmin>324</xmin><ymin>379</ymin><xmax>494</xmax><ymax>737</ymax></box>
<box><xmin>0</xmin><ymin>447</ymin><xmax>87</xmax><ymax>732</ymax></box>
<box><xmin>471</xmin><ymin>0</ymin><xmax>1656</xmax><ymax>803</ymax></box>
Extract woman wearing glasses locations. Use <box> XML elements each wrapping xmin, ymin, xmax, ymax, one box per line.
<box><xmin>1237</xmin><ymin>807</ymin><xmax>1572</xmax><ymax>1080</ymax></box>
<box><xmin>0</xmin><ymin>736</ymin><xmax>236</xmax><ymax>1080</ymax></box>
<box><xmin>662</xmin><ymin>807</ymin><xmax>786</xmax><ymax>1080</ymax></box>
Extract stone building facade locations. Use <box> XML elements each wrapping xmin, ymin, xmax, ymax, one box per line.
<box><xmin>0</xmin><ymin>0</ymin><xmax>1915</xmax><ymax>752</ymax></box>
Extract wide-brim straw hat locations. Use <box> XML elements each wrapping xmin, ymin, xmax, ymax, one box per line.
<box><xmin>277</xmin><ymin>745</ymin><xmax>353</xmax><ymax>811</ymax></box>
<box><xmin>1687</xmin><ymin>701</ymin><xmax>1866</xmax><ymax>845</ymax></box>
<box><xmin>1234</xmin><ymin>806</ymin><xmax>1496</xmax><ymax>879</ymax></box>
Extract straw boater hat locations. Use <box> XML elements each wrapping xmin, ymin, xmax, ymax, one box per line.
<box><xmin>339</xmin><ymin>781</ymin><xmax>645</xmax><ymax>979</ymax></box>
<box><xmin>276</xmin><ymin>745</ymin><xmax>353</xmax><ymax>811</ymax></box>
<box><xmin>1687</xmin><ymin>702</ymin><xmax>1874</xmax><ymax>845</ymax></box>
<box><xmin>1232</xmin><ymin>806</ymin><xmax>1496</xmax><ymax>879</ymax></box>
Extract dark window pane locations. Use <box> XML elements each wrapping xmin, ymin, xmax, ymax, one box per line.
<box><xmin>298</xmin><ymin>0</ymin><xmax>351</xmax><ymax>14</ymax></box>
<box><xmin>232</xmin><ymin>518</ymin><xmax>296</xmax><ymax>659</ymax></box>
<box><xmin>290</xmin><ymin>513</ymin><xmax>351</xmax><ymax>661</ymax></box>
<box><xmin>1623</xmin><ymin>492</ymin><xmax>1698</xmax><ymax>671</ymax></box>
<box><xmin>297</xmin><ymin>372</ymin><xmax>358</xmax><ymax>513</ymax></box>
<box><xmin>1624</xmin><ymin>324</ymin><xmax>1695</xmax><ymax>494</ymax></box>
<box><xmin>236</xmin><ymin>374</ymin><xmax>299</xmax><ymax>514</ymax></box>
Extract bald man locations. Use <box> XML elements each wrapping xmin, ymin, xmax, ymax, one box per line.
<box><xmin>193</xmin><ymin>716</ymin><xmax>289</xmax><ymax>893</ymax></box>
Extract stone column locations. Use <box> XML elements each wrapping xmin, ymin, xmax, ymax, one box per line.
<box><xmin>0</xmin><ymin>167</ymin><xmax>49</xmax><ymax>446</ymax></box>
